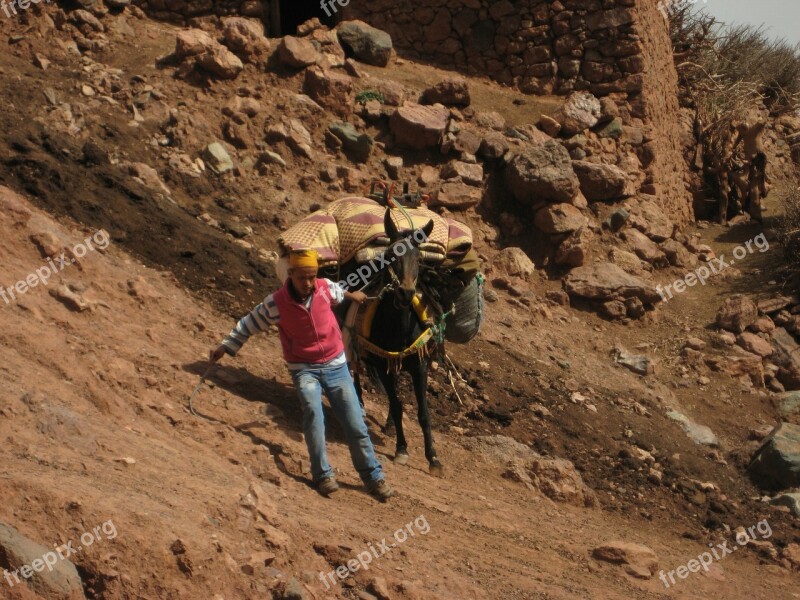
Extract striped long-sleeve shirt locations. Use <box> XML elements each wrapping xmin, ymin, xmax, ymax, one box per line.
<box><xmin>221</xmin><ymin>279</ymin><xmax>346</xmax><ymax>369</ymax></box>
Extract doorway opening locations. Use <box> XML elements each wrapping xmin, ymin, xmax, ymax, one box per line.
<box><xmin>276</xmin><ymin>0</ymin><xmax>339</xmax><ymax>36</ymax></box>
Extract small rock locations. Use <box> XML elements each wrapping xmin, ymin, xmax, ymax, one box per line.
<box><xmin>384</xmin><ymin>156</ymin><xmax>403</xmax><ymax>180</ymax></box>
<box><xmin>278</xmin><ymin>35</ymin><xmax>319</xmax><ymax>69</ymax></box>
<box><xmin>600</xmin><ymin>300</ymin><xmax>627</xmax><ymax>320</ymax></box>
<box><xmin>534</xmin><ymin>203</ymin><xmax>588</xmax><ymax>235</ymax></box>
<box><xmin>495</xmin><ymin>247</ymin><xmax>536</xmax><ymax>279</ymax></box>
<box><xmin>202</xmin><ymin>142</ymin><xmax>234</xmax><ymax>175</ymax></box>
<box><xmin>613</xmin><ymin>345</ymin><xmax>653</xmax><ymax>375</ymax></box>
<box><xmin>592</xmin><ymin>541</ymin><xmax>658</xmax><ymax>579</ymax></box>
<box><xmin>390</xmin><ymin>102</ymin><xmax>449</xmax><ymax>149</ymax></box>
<box><xmin>367</xmin><ymin>576</ymin><xmax>391</xmax><ymax>600</ymax></box>
<box><xmin>49</xmin><ymin>285</ymin><xmax>90</xmax><ymax>312</ymax></box>
<box><xmin>667</xmin><ymin>411</ymin><xmax>719</xmax><ymax>446</ymax></box>
<box><xmin>604</xmin><ymin>208</ymin><xmax>629</xmax><ymax>232</ymax></box>
<box><xmin>420</xmin><ymin>78</ymin><xmax>470</xmax><ymax>107</ymax></box>
<box><xmin>328</xmin><ymin>122</ymin><xmax>373</xmax><ymax>163</ymax></box>
<box><xmin>716</xmin><ymin>295</ymin><xmax>759</xmax><ymax>333</ymax></box>
<box><xmin>553</xmin><ymin>91</ymin><xmax>602</xmax><ymax>135</ymax></box>
<box><xmin>538</xmin><ymin>114</ymin><xmax>561</xmax><ymax>137</ymax></box>
<box><xmin>736</xmin><ymin>332</ymin><xmax>773</xmax><ymax>358</ymax></box>
<box><xmin>684</xmin><ymin>337</ymin><xmax>706</xmax><ymax>351</ymax></box>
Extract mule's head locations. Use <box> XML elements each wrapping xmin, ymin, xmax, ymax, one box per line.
<box><xmin>383</xmin><ymin>209</ymin><xmax>434</xmax><ymax>308</ymax></box>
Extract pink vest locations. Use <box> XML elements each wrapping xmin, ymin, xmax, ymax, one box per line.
<box><xmin>272</xmin><ymin>279</ymin><xmax>344</xmax><ymax>364</ymax></box>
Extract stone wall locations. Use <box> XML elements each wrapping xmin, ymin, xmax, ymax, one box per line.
<box><xmin>132</xmin><ymin>0</ymin><xmax>263</xmax><ymax>20</ymax></box>
<box><xmin>345</xmin><ymin>0</ymin><xmax>647</xmax><ymax>97</ymax></box>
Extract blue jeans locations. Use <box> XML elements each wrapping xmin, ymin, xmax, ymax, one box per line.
<box><xmin>291</xmin><ymin>362</ymin><xmax>384</xmax><ymax>485</ymax></box>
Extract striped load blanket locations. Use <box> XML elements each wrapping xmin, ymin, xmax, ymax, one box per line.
<box><xmin>278</xmin><ymin>196</ymin><xmax>473</xmax><ymax>266</ymax></box>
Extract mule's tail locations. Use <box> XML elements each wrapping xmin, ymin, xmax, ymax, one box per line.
<box><xmin>356</xmin><ymin>363</ymin><xmax>387</xmax><ymax>397</ymax></box>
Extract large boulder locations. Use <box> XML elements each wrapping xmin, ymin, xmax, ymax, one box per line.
<box><xmin>749</xmin><ymin>422</ymin><xmax>800</xmax><ymax>490</ymax></box>
<box><xmin>390</xmin><ymin>102</ymin><xmax>449</xmax><ymax>149</ymax></box>
<box><xmin>553</xmin><ymin>91</ymin><xmax>602</xmax><ymax>135</ymax></box>
<box><xmin>505</xmin><ymin>141</ymin><xmax>579</xmax><ymax>205</ymax></box>
<box><xmin>564</xmin><ymin>263</ymin><xmax>661</xmax><ymax>304</ymax></box>
<box><xmin>534</xmin><ymin>203</ymin><xmax>588</xmax><ymax>235</ymax></box>
<box><xmin>337</xmin><ymin>20</ymin><xmax>393</xmax><ymax>67</ymax></box>
<box><xmin>572</xmin><ymin>160</ymin><xmax>630</xmax><ymax>201</ymax></box>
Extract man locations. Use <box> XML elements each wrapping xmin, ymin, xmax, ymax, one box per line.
<box><xmin>732</xmin><ymin>113</ymin><xmax>769</xmax><ymax>221</ymax></box>
<box><xmin>210</xmin><ymin>249</ymin><xmax>394</xmax><ymax>501</ymax></box>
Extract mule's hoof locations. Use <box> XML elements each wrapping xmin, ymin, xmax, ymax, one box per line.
<box><xmin>394</xmin><ymin>452</ymin><xmax>409</xmax><ymax>465</ymax></box>
<box><xmin>429</xmin><ymin>463</ymin><xmax>444</xmax><ymax>477</ymax></box>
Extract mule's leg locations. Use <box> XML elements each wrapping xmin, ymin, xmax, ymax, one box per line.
<box><xmin>378</xmin><ymin>369</ymin><xmax>408</xmax><ymax>464</ymax></box>
<box><xmin>408</xmin><ymin>359</ymin><xmax>443</xmax><ymax>477</ymax></box>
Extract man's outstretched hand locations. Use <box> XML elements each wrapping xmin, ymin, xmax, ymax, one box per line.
<box><xmin>209</xmin><ymin>345</ymin><xmax>227</xmax><ymax>363</ymax></box>
<box><xmin>346</xmin><ymin>290</ymin><xmax>368</xmax><ymax>305</ymax></box>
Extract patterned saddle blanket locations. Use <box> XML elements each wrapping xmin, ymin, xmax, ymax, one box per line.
<box><xmin>278</xmin><ymin>196</ymin><xmax>473</xmax><ymax>266</ymax></box>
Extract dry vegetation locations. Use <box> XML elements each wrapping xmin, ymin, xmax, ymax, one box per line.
<box><xmin>668</xmin><ymin>0</ymin><xmax>800</xmax><ymax>228</ymax></box>
<box><xmin>670</xmin><ymin>0</ymin><xmax>800</xmax><ymax>114</ymax></box>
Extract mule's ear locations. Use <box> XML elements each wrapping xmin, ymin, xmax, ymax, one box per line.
<box><xmin>421</xmin><ymin>218</ymin><xmax>434</xmax><ymax>239</ymax></box>
<box><xmin>384</xmin><ymin>209</ymin><xmax>400</xmax><ymax>241</ymax></box>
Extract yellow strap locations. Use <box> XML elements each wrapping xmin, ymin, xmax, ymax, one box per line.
<box><xmin>357</xmin><ymin>327</ymin><xmax>434</xmax><ymax>360</ymax></box>
<box><xmin>356</xmin><ymin>293</ymin><xmax>435</xmax><ymax>360</ymax></box>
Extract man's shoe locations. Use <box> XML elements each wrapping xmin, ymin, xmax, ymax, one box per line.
<box><xmin>317</xmin><ymin>477</ymin><xmax>340</xmax><ymax>497</ymax></box>
<box><xmin>367</xmin><ymin>479</ymin><xmax>395</xmax><ymax>502</ymax></box>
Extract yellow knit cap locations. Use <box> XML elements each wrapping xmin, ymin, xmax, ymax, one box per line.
<box><xmin>289</xmin><ymin>249</ymin><xmax>319</xmax><ymax>269</ymax></box>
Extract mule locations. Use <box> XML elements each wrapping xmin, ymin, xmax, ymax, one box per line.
<box><xmin>353</xmin><ymin>209</ymin><xmax>444</xmax><ymax>477</ymax></box>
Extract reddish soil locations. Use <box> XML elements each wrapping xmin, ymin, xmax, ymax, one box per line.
<box><xmin>0</xmin><ymin>5</ymin><xmax>797</xmax><ymax>600</ymax></box>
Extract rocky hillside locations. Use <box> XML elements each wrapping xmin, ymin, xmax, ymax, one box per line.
<box><xmin>0</xmin><ymin>2</ymin><xmax>799</xmax><ymax>599</ymax></box>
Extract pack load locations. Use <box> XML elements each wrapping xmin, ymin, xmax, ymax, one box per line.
<box><xmin>278</xmin><ymin>184</ymin><xmax>483</xmax><ymax>344</ymax></box>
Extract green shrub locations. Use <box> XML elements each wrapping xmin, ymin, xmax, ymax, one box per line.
<box><xmin>355</xmin><ymin>90</ymin><xmax>385</xmax><ymax>105</ymax></box>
